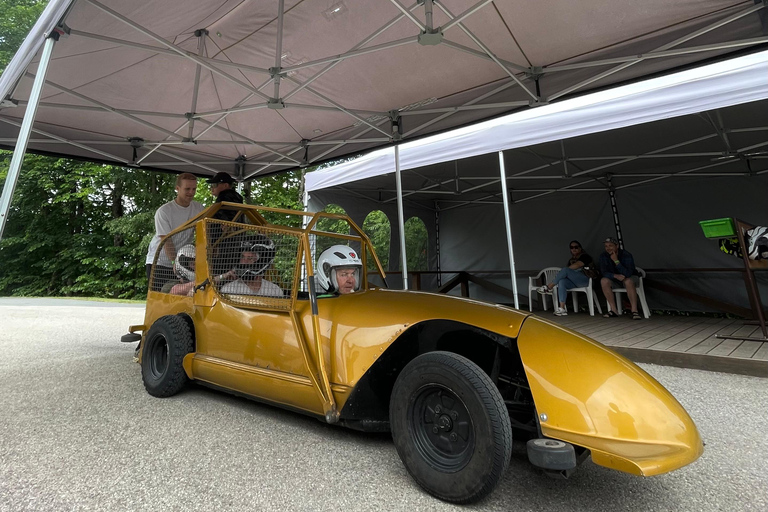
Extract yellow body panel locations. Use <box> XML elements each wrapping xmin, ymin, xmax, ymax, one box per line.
<box><xmin>517</xmin><ymin>317</ymin><xmax>704</xmax><ymax>476</ymax></box>
<box><xmin>144</xmin><ymin>288</ymin><xmax>526</xmax><ymax>416</ymax></box>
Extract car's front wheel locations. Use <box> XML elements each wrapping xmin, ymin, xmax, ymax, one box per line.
<box><xmin>389</xmin><ymin>351</ymin><xmax>512</xmax><ymax>503</ymax></box>
<box><xmin>141</xmin><ymin>315</ymin><xmax>194</xmax><ymax>398</ymax></box>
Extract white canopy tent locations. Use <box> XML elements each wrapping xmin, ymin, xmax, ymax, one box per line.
<box><xmin>2</xmin><ymin>1</ymin><xmax>768</xmax><ymax>239</ymax></box>
<box><xmin>305</xmin><ymin>50</ymin><xmax>768</xmax><ymax>310</ymax></box>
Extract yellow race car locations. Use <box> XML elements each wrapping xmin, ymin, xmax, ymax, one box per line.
<box><xmin>124</xmin><ymin>202</ymin><xmax>703</xmax><ymax>504</ymax></box>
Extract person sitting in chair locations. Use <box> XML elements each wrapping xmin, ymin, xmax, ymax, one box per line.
<box><xmin>536</xmin><ymin>240</ymin><xmax>594</xmax><ymax>316</ymax></box>
<box><xmin>599</xmin><ymin>237</ymin><xmax>641</xmax><ymax>320</ymax></box>
<box><xmin>316</xmin><ymin>245</ymin><xmax>363</xmax><ymax>296</ymax></box>
<box><xmin>220</xmin><ymin>234</ymin><xmax>283</xmax><ymax>297</ymax></box>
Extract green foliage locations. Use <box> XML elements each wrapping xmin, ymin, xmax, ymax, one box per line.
<box><xmin>404</xmin><ymin>216</ymin><xmax>428</xmax><ymax>271</ymax></box>
<box><xmin>246</xmin><ymin>170</ymin><xmax>304</xmax><ymax>227</ymax></box>
<box><xmin>0</xmin><ymin>0</ymin><xmax>47</xmax><ymax>73</ymax></box>
<box><xmin>0</xmin><ymin>154</ymin><xmax>178</xmax><ymax>298</ymax></box>
<box><xmin>363</xmin><ymin>210</ymin><xmax>390</xmax><ymax>271</ymax></box>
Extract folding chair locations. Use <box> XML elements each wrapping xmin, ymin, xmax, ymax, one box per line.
<box><xmin>569</xmin><ymin>278</ymin><xmax>603</xmax><ymax>316</ymax></box>
<box><xmin>528</xmin><ymin>267</ymin><xmax>560</xmax><ymax>312</ymax></box>
<box><xmin>613</xmin><ymin>267</ymin><xmax>650</xmax><ymax>318</ymax></box>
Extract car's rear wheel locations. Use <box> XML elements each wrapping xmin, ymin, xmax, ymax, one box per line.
<box><xmin>141</xmin><ymin>315</ymin><xmax>194</xmax><ymax>398</ymax></box>
<box><xmin>389</xmin><ymin>351</ymin><xmax>512</xmax><ymax>503</ymax></box>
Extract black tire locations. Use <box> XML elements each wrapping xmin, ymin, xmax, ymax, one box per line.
<box><xmin>141</xmin><ymin>315</ymin><xmax>194</xmax><ymax>398</ymax></box>
<box><xmin>389</xmin><ymin>351</ymin><xmax>512</xmax><ymax>504</ymax></box>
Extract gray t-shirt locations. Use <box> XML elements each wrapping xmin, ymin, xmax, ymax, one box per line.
<box><xmin>145</xmin><ymin>199</ymin><xmax>205</xmax><ymax>266</ymax></box>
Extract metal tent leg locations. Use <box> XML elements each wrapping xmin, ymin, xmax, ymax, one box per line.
<box><xmin>395</xmin><ymin>145</ymin><xmax>408</xmax><ymax>289</ymax></box>
<box><xmin>0</xmin><ymin>35</ymin><xmax>57</xmax><ymax>241</ymax></box>
<box><xmin>499</xmin><ymin>151</ymin><xmax>520</xmax><ymax>309</ymax></box>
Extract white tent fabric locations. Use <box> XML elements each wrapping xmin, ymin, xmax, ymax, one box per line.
<box><xmin>306</xmin><ymin>49</ymin><xmax>768</xmax><ymax>193</ymax></box>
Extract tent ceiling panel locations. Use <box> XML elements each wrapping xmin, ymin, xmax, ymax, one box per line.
<box><xmin>1</xmin><ymin>0</ymin><xmax>766</xmax><ymax>177</ymax></box>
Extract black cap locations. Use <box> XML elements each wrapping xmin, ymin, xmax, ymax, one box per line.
<box><xmin>206</xmin><ymin>172</ymin><xmax>235</xmax><ymax>185</ymax></box>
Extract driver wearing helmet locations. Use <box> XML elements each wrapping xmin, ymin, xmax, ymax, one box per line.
<box><xmin>160</xmin><ymin>244</ymin><xmax>197</xmax><ymax>296</ymax></box>
<box><xmin>220</xmin><ymin>234</ymin><xmax>283</xmax><ymax>297</ymax></box>
<box><xmin>316</xmin><ymin>245</ymin><xmax>363</xmax><ymax>295</ymax></box>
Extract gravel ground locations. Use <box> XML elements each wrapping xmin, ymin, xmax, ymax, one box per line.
<box><xmin>0</xmin><ymin>299</ymin><xmax>766</xmax><ymax>512</ymax></box>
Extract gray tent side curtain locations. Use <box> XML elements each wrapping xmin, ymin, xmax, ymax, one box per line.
<box><xmin>1</xmin><ymin>0</ymin><xmax>768</xmax><ymax>181</ymax></box>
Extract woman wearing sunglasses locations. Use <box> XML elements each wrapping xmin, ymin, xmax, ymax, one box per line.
<box><xmin>536</xmin><ymin>241</ymin><xmax>595</xmax><ymax>316</ymax></box>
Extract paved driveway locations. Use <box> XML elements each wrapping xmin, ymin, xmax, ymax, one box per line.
<box><xmin>0</xmin><ymin>299</ymin><xmax>766</xmax><ymax>511</ymax></box>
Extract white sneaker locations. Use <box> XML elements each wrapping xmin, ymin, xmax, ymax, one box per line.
<box><xmin>554</xmin><ymin>307</ymin><xmax>568</xmax><ymax>316</ymax></box>
<box><xmin>537</xmin><ymin>285</ymin><xmax>552</xmax><ymax>295</ymax></box>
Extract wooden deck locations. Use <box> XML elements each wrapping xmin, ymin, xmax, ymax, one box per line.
<box><xmin>547</xmin><ymin>312</ymin><xmax>768</xmax><ymax>378</ymax></box>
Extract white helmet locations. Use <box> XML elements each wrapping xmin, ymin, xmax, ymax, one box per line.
<box><xmin>747</xmin><ymin>226</ymin><xmax>768</xmax><ymax>261</ymax></box>
<box><xmin>174</xmin><ymin>244</ymin><xmax>196</xmax><ymax>281</ymax></box>
<box><xmin>316</xmin><ymin>245</ymin><xmax>362</xmax><ymax>293</ymax></box>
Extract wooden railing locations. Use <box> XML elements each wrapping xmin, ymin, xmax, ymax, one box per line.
<box><xmin>370</xmin><ymin>268</ymin><xmax>768</xmax><ymax>318</ymax></box>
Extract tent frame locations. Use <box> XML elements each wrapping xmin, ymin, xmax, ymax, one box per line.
<box><xmin>0</xmin><ymin>1</ymin><xmax>765</xmax><ymax>180</ymax></box>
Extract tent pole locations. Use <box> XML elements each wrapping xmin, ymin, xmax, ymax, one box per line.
<box><xmin>607</xmin><ymin>174</ymin><xmax>624</xmax><ymax>249</ymax></box>
<box><xmin>0</xmin><ymin>34</ymin><xmax>58</xmax><ymax>241</ymax></box>
<box><xmin>394</xmin><ymin>145</ymin><xmax>408</xmax><ymax>289</ymax></box>
<box><xmin>498</xmin><ymin>151</ymin><xmax>520</xmax><ymax>309</ymax></box>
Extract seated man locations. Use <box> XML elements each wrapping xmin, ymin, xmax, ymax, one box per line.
<box><xmin>220</xmin><ymin>234</ymin><xmax>283</xmax><ymax>297</ymax></box>
<box><xmin>598</xmin><ymin>237</ymin><xmax>641</xmax><ymax>320</ymax></box>
<box><xmin>316</xmin><ymin>245</ymin><xmax>363</xmax><ymax>295</ymax></box>
<box><xmin>160</xmin><ymin>244</ymin><xmax>197</xmax><ymax>297</ymax></box>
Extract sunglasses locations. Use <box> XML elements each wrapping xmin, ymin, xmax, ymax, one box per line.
<box><xmin>570</xmin><ymin>245</ymin><xmax>581</xmax><ymax>249</ymax></box>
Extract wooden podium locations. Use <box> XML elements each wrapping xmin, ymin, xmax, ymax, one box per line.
<box><xmin>716</xmin><ymin>219</ymin><xmax>768</xmax><ymax>342</ymax></box>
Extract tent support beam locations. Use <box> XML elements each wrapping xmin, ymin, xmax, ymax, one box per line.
<box><xmin>544</xmin><ymin>35</ymin><xmax>768</xmax><ymax>74</ymax></box>
<box><xmin>607</xmin><ymin>175</ymin><xmax>624</xmax><ymax>249</ymax></box>
<box><xmin>0</xmin><ymin>35</ymin><xmax>57</xmax><ymax>241</ymax></box>
<box><xmin>84</xmin><ymin>0</ymin><xmax>273</xmax><ymax>102</ymax></box>
<box><xmin>187</xmin><ymin>29</ymin><xmax>207</xmax><ymax>140</ymax></box>
<box><xmin>137</xmin><ymin>120</ymin><xmax>191</xmax><ymax>164</ymax></box>
<box><xmin>498</xmin><ymin>151</ymin><xmax>520</xmax><ymax>309</ymax></box>
<box><xmin>395</xmin><ymin>145</ymin><xmax>409</xmax><ymax>289</ymax></box>
<box><xmin>284</xmin><ymin>4</ymin><xmax>418</xmax><ymax>100</ymax></box>
<box><xmin>548</xmin><ymin>2</ymin><xmax>766</xmax><ymax>101</ymax></box>
<box><xmin>436</xmin><ymin>2</ymin><xmax>537</xmax><ymax>101</ymax></box>
<box><xmin>0</xmin><ymin>117</ymin><xmax>129</xmax><ymax>164</ymax></box>
<box><xmin>29</xmin><ymin>72</ymin><xmax>187</xmax><ymax>140</ymax></box>
<box><xmin>403</xmin><ymin>80</ymin><xmax>518</xmax><ymax>137</ymax></box>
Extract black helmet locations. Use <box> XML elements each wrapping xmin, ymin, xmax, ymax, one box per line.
<box><xmin>235</xmin><ymin>234</ymin><xmax>276</xmax><ymax>278</ymax></box>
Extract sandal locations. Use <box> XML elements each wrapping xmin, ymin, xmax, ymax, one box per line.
<box><xmin>603</xmin><ymin>310</ymin><xmax>618</xmax><ymax>318</ymax></box>
<box><xmin>631</xmin><ymin>311</ymin><xmax>642</xmax><ymax>320</ymax></box>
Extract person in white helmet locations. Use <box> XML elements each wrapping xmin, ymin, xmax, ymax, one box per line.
<box><xmin>316</xmin><ymin>245</ymin><xmax>363</xmax><ymax>295</ymax></box>
<box><xmin>160</xmin><ymin>243</ymin><xmax>197</xmax><ymax>296</ymax></box>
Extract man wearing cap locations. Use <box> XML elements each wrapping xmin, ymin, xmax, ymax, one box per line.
<box><xmin>145</xmin><ymin>173</ymin><xmax>205</xmax><ymax>291</ymax></box>
<box><xmin>207</xmin><ymin>172</ymin><xmax>235</xmax><ymax>198</ymax></box>
<box><xmin>598</xmin><ymin>237</ymin><xmax>641</xmax><ymax>320</ymax></box>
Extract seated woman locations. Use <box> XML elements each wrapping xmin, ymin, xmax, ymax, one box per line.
<box><xmin>536</xmin><ymin>240</ymin><xmax>594</xmax><ymax>316</ymax></box>
<box><xmin>315</xmin><ymin>245</ymin><xmax>363</xmax><ymax>296</ymax></box>
<box><xmin>220</xmin><ymin>234</ymin><xmax>283</xmax><ymax>297</ymax></box>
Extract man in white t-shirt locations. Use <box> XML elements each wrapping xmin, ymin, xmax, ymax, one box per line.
<box><xmin>220</xmin><ymin>234</ymin><xmax>283</xmax><ymax>297</ymax></box>
<box><xmin>145</xmin><ymin>173</ymin><xmax>205</xmax><ymax>291</ymax></box>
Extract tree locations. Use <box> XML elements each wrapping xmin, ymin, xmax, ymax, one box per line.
<box><xmin>0</xmin><ymin>0</ymin><xmax>47</xmax><ymax>74</ymax></box>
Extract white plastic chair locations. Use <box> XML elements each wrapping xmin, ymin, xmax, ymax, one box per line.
<box><xmin>528</xmin><ymin>267</ymin><xmax>560</xmax><ymax>312</ymax></box>
<box><xmin>569</xmin><ymin>278</ymin><xmax>603</xmax><ymax>316</ymax></box>
<box><xmin>613</xmin><ymin>267</ymin><xmax>650</xmax><ymax>318</ymax></box>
